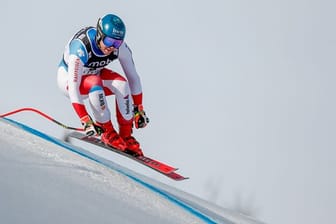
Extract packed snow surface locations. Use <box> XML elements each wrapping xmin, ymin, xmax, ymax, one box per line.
<box><xmin>0</xmin><ymin>119</ymin><xmax>264</xmax><ymax>224</ymax></box>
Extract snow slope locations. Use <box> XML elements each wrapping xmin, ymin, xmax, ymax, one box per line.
<box><xmin>0</xmin><ymin>118</ymin><xmax>264</xmax><ymax>224</ymax></box>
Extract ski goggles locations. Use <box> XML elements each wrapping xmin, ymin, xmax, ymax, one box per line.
<box><xmin>102</xmin><ymin>36</ymin><xmax>123</xmax><ymax>48</ymax></box>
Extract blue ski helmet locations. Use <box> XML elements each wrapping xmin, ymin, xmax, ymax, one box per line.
<box><xmin>96</xmin><ymin>14</ymin><xmax>126</xmax><ymax>45</ymax></box>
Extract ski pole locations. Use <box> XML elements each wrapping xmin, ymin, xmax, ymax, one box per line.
<box><xmin>0</xmin><ymin>107</ymin><xmax>84</xmax><ymax>131</ymax></box>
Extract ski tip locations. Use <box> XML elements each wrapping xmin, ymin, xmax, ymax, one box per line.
<box><xmin>176</xmin><ymin>176</ymin><xmax>190</xmax><ymax>181</ymax></box>
<box><xmin>167</xmin><ymin>172</ymin><xmax>189</xmax><ymax>181</ymax></box>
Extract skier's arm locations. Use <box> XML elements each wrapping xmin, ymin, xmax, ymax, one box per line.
<box><xmin>67</xmin><ymin>40</ymin><xmax>89</xmax><ymax>119</ymax></box>
<box><xmin>118</xmin><ymin>42</ymin><xmax>143</xmax><ymax>105</ymax></box>
<box><xmin>118</xmin><ymin>42</ymin><xmax>149</xmax><ymax>128</ymax></box>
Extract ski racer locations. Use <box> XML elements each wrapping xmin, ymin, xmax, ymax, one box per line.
<box><xmin>57</xmin><ymin>14</ymin><xmax>149</xmax><ymax>156</ymax></box>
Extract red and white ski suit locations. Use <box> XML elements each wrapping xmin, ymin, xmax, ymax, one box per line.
<box><xmin>57</xmin><ymin>27</ymin><xmax>143</xmax><ymax>127</ymax></box>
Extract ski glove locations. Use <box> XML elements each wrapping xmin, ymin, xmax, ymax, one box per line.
<box><xmin>133</xmin><ymin>104</ymin><xmax>149</xmax><ymax>129</ymax></box>
<box><xmin>80</xmin><ymin>115</ymin><xmax>104</xmax><ymax>136</ymax></box>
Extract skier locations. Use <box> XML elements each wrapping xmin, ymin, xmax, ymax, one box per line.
<box><xmin>57</xmin><ymin>14</ymin><xmax>149</xmax><ymax>156</ymax></box>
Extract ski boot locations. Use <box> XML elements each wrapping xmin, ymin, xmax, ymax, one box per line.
<box><xmin>119</xmin><ymin>124</ymin><xmax>143</xmax><ymax>156</ymax></box>
<box><xmin>98</xmin><ymin>121</ymin><xmax>127</xmax><ymax>151</ymax></box>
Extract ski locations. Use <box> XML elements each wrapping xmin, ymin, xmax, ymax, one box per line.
<box><xmin>68</xmin><ymin>132</ymin><xmax>188</xmax><ymax>181</ymax></box>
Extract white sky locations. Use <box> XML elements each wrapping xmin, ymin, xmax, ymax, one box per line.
<box><xmin>1</xmin><ymin>1</ymin><xmax>336</xmax><ymax>224</ymax></box>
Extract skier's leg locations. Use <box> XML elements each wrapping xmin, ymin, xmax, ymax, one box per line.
<box><xmin>101</xmin><ymin>68</ymin><xmax>143</xmax><ymax>156</ymax></box>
